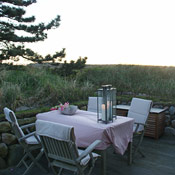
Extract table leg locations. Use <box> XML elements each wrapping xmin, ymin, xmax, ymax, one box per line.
<box><xmin>95</xmin><ymin>149</ymin><xmax>106</xmax><ymax>175</ymax></box>
<box><xmin>128</xmin><ymin>141</ymin><xmax>132</xmax><ymax>165</ymax></box>
<box><xmin>101</xmin><ymin>150</ymin><xmax>106</xmax><ymax>175</ymax></box>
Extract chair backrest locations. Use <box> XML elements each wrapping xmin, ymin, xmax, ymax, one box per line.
<box><xmin>36</xmin><ymin>120</ymin><xmax>78</xmax><ymax>164</ymax></box>
<box><xmin>87</xmin><ymin>97</ymin><xmax>98</xmax><ymax>112</ymax></box>
<box><xmin>87</xmin><ymin>97</ymin><xmax>102</xmax><ymax>113</ymax></box>
<box><xmin>4</xmin><ymin>107</ymin><xmax>25</xmax><ymax>139</ymax></box>
<box><xmin>4</xmin><ymin>107</ymin><xmax>17</xmax><ymax>123</ymax></box>
<box><xmin>127</xmin><ymin>98</ymin><xmax>152</xmax><ymax>131</ymax></box>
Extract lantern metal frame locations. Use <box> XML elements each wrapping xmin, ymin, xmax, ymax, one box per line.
<box><xmin>97</xmin><ymin>85</ymin><xmax>116</xmax><ymax>124</ymax></box>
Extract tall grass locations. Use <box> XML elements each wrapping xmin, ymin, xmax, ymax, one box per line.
<box><xmin>0</xmin><ymin>82</ymin><xmax>22</xmax><ymax>110</ymax></box>
<box><xmin>0</xmin><ymin>65</ymin><xmax>95</xmax><ymax>111</ymax></box>
<box><xmin>1</xmin><ymin>64</ymin><xmax>175</xmax><ymax>112</ymax></box>
<box><xmin>76</xmin><ymin>65</ymin><xmax>175</xmax><ymax>100</ymax></box>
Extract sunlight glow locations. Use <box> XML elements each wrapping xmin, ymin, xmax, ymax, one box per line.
<box><xmin>23</xmin><ymin>0</ymin><xmax>175</xmax><ymax>66</ymax></box>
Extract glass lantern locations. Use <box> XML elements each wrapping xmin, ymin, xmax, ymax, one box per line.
<box><xmin>97</xmin><ymin>85</ymin><xmax>116</xmax><ymax>124</ymax></box>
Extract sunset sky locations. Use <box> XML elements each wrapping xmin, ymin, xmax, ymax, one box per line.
<box><xmin>24</xmin><ymin>0</ymin><xmax>175</xmax><ymax>66</ymax></box>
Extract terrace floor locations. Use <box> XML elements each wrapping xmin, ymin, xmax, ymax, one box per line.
<box><xmin>0</xmin><ymin>134</ymin><xmax>175</xmax><ymax>175</ymax></box>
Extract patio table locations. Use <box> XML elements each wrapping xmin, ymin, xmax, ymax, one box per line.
<box><xmin>36</xmin><ymin>109</ymin><xmax>134</xmax><ymax>175</ymax></box>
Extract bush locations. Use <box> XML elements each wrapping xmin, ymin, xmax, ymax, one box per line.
<box><xmin>0</xmin><ymin>82</ymin><xmax>22</xmax><ymax>111</ymax></box>
<box><xmin>36</xmin><ymin>78</ymin><xmax>95</xmax><ymax>106</ymax></box>
<box><xmin>1</xmin><ymin>64</ymin><xmax>175</xmax><ymax>112</ymax></box>
<box><xmin>76</xmin><ymin>65</ymin><xmax>175</xmax><ymax>100</ymax></box>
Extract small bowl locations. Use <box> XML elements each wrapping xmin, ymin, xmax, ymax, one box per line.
<box><xmin>60</xmin><ymin>105</ymin><xmax>78</xmax><ymax>115</ymax></box>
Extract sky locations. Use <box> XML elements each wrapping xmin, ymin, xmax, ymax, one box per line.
<box><xmin>23</xmin><ymin>0</ymin><xmax>175</xmax><ymax>66</ymax></box>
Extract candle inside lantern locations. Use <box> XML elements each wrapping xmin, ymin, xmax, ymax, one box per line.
<box><xmin>101</xmin><ymin>104</ymin><xmax>106</xmax><ymax>121</ymax></box>
<box><xmin>101</xmin><ymin>102</ymin><xmax>111</xmax><ymax>121</ymax></box>
<box><xmin>107</xmin><ymin>102</ymin><xmax>109</xmax><ymax>120</ymax></box>
<box><xmin>107</xmin><ymin>101</ymin><xmax>112</xmax><ymax>119</ymax></box>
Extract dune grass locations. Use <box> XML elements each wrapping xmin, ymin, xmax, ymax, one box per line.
<box><xmin>0</xmin><ymin>64</ymin><xmax>95</xmax><ymax>111</ymax></box>
<box><xmin>77</xmin><ymin>64</ymin><xmax>175</xmax><ymax>102</ymax></box>
<box><xmin>0</xmin><ymin>63</ymin><xmax>175</xmax><ymax>112</ymax></box>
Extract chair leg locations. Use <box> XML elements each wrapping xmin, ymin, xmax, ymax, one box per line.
<box><xmin>87</xmin><ymin>166</ymin><xmax>94</xmax><ymax>175</ymax></box>
<box><xmin>58</xmin><ymin>168</ymin><xmax>63</xmax><ymax>175</ymax></box>
<box><xmin>133</xmin><ymin>133</ymin><xmax>145</xmax><ymax>159</ymax></box>
<box><xmin>77</xmin><ymin>170</ymin><xmax>85</xmax><ymax>175</ymax></box>
<box><xmin>22</xmin><ymin>152</ymin><xmax>35</xmax><ymax>175</ymax></box>
<box><xmin>50</xmin><ymin>165</ymin><xmax>61</xmax><ymax>175</ymax></box>
<box><xmin>28</xmin><ymin>150</ymin><xmax>47</xmax><ymax>173</ymax></box>
<box><xmin>16</xmin><ymin>147</ymin><xmax>47</xmax><ymax>175</ymax></box>
<box><xmin>16</xmin><ymin>151</ymin><xmax>34</xmax><ymax>175</ymax></box>
<box><xmin>22</xmin><ymin>152</ymin><xmax>40</xmax><ymax>175</ymax></box>
<box><xmin>138</xmin><ymin>149</ymin><xmax>145</xmax><ymax>157</ymax></box>
<box><xmin>16</xmin><ymin>152</ymin><xmax>29</xmax><ymax>168</ymax></box>
<box><xmin>87</xmin><ymin>158</ymin><xmax>97</xmax><ymax>175</ymax></box>
<box><xmin>128</xmin><ymin>142</ymin><xmax>133</xmax><ymax>165</ymax></box>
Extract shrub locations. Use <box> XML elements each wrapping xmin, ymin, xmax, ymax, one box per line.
<box><xmin>76</xmin><ymin>65</ymin><xmax>175</xmax><ymax>100</ymax></box>
<box><xmin>1</xmin><ymin>64</ymin><xmax>175</xmax><ymax>111</ymax></box>
<box><xmin>0</xmin><ymin>82</ymin><xmax>22</xmax><ymax>111</ymax></box>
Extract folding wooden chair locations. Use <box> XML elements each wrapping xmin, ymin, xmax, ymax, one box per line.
<box><xmin>36</xmin><ymin>119</ymin><xmax>101</xmax><ymax>175</ymax></box>
<box><xmin>3</xmin><ymin>107</ymin><xmax>47</xmax><ymax>175</ymax></box>
<box><xmin>127</xmin><ymin>98</ymin><xmax>152</xmax><ymax>159</ymax></box>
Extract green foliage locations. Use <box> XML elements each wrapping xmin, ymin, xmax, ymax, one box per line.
<box><xmin>0</xmin><ymin>0</ymin><xmax>65</xmax><ymax>63</ymax></box>
<box><xmin>76</xmin><ymin>65</ymin><xmax>175</xmax><ymax>101</ymax></box>
<box><xmin>0</xmin><ymin>64</ymin><xmax>95</xmax><ymax>112</ymax></box>
<box><xmin>36</xmin><ymin>74</ymin><xmax>94</xmax><ymax>106</ymax></box>
<box><xmin>0</xmin><ymin>82</ymin><xmax>22</xmax><ymax>110</ymax></box>
<box><xmin>53</xmin><ymin>57</ymin><xmax>87</xmax><ymax>77</ymax></box>
<box><xmin>1</xmin><ymin>64</ymin><xmax>175</xmax><ymax>113</ymax></box>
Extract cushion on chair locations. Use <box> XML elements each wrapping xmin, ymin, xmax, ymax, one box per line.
<box><xmin>129</xmin><ymin>111</ymin><xmax>146</xmax><ymax>131</ymax></box>
<box><xmin>4</xmin><ymin>107</ymin><xmax>25</xmax><ymax>137</ymax></box>
<box><xmin>128</xmin><ymin>98</ymin><xmax>152</xmax><ymax>123</ymax></box>
<box><xmin>25</xmin><ymin>135</ymin><xmax>40</xmax><ymax>145</ymax></box>
<box><xmin>78</xmin><ymin>149</ymin><xmax>100</xmax><ymax>166</ymax></box>
<box><xmin>127</xmin><ymin>98</ymin><xmax>152</xmax><ymax>132</ymax></box>
<box><xmin>133</xmin><ymin>124</ymin><xmax>143</xmax><ymax>132</ymax></box>
<box><xmin>36</xmin><ymin>120</ymin><xmax>73</xmax><ymax>141</ymax></box>
<box><xmin>4</xmin><ymin>107</ymin><xmax>17</xmax><ymax>123</ymax></box>
<box><xmin>129</xmin><ymin>98</ymin><xmax>151</xmax><ymax>114</ymax></box>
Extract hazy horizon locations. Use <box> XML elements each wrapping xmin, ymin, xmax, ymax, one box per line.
<box><xmin>5</xmin><ymin>0</ymin><xmax>175</xmax><ymax>67</ymax></box>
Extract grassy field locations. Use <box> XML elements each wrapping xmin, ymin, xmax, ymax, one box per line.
<box><xmin>77</xmin><ymin>64</ymin><xmax>175</xmax><ymax>103</ymax></box>
<box><xmin>0</xmin><ymin>63</ymin><xmax>175</xmax><ymax>112</ymax></box>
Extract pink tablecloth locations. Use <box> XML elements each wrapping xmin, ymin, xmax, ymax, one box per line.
<box><xmin>36</xmin><ymin>110</ymin><xmax>134</xmax><ymax>155</ymax></box>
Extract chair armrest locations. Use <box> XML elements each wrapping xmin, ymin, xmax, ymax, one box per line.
<box><xmin>77</xmin><ymin>140</ymin><xmax>101</xmax><ymax>162</ymax></box>
<box><xmin>18</xmin><ymin>131</ymin><xmax>36</xmax><ymax>142</ymax></box>
<box><xmin>20</xmin><ymin>123</ymin><xmax>35</xmax><ymax>129</ymax></box>
<box><xmin>21</xmin><ymin>123</ymin><xmax>35</xmax><ymax>134</ymax></box>
<box><xmin>134</xmin><ymin>122</ymin><xmax>146</xmax><ymax>133</ymax></box>
<box><xmin>134</xmin><ymin>122</ymin><xmax>145</xmax><ymax>126</ymax></box>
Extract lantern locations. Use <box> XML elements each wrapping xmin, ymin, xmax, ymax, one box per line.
<box><xmin>97</xmin><ymin>85</ymin><xmax>116</xmax><ymax>124</ymax></box>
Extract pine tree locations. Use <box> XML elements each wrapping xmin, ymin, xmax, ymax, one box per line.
<box><xmin>0</xmin><ymin>0</ymin><xmax>65</xmax><ymax>63</ymax></box>
<box><xmin>58</xmin><ymin>57</ymin><xmax>88</xmax><ymax>77</ymax></box>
